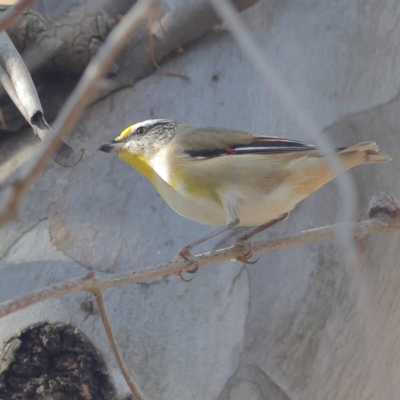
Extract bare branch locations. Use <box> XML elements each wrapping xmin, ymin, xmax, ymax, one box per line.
<box><xmin>0</xmin><ymin>0</ymin><xmax>158</xmax><ymax>228</ymax></box>
<box><xmin>0</xmin><ymin>0</ymin><xmax>36</xmax><ymax>32</ymax></box>
<box><xmin>95</xmin><ymin>292</ymin><xmax>144</xmax><ymax>400</ymax></box>
<box><xmin>0</xmin><ymin>211</ymin><xmax>398</xmax><ymax>320</ymax></box>
<box><xmin>0</xmin><ymin>272</ymin><xmax>95</xmax><ymax>319</ymax></box>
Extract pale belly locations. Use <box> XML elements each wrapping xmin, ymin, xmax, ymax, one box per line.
<box><xmin>154</xmin><ymin>175</ymin><xmax>304</xmax><ymax>227</ymax></box>
<box><xmin>235</xmin><ymin>183</ymin><xmax>303</xmax><ymax>226</ymax></box>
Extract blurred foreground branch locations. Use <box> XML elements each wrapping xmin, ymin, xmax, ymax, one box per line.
<box><xmin>0</xmin><ymin>0</ymin><xmax>158</xmax><ymax>227</ymax></box>
<box><xmin>207</xmin><ymin>0</ymin><xmax>359</xmax><ymax>270</ymax></box>
<box><xmin>0</xmin><ymin>0</ymin><xmax>36</xmax><ymax>32</ymax></box>
<box><xmin>0</xmin><ymin>192</ymin><xmax>399</xmax><ymax>320</ymax></box>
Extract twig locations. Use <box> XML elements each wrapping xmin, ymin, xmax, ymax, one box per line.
<box><xmin>0</xmin><ymin>0</ymin><xmax>158</xmax><ymax>228</ymax></box>
<box><xmin>94</xmin><ymin>292</ymin><xmax>144</xmax><ymax>400</ymax></box>
<box><xmin>0</xmin><ymin>214</ymin><xmax>398</xmax><ymax>320</ymax></box>
<box><xmin>148</xmin><ymin>14</ymin><xmax>190</xmax><ymax>81</ymax></box>
<box><xmin>0</xmin><ymin>0</ymin><xmax>36</xmax><ymax>32</ymax></box>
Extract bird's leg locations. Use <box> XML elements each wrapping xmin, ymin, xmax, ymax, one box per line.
<box><xmin>235</xmin><ymin>213</ymin><xmax>290</xmax><ymax>264</ymax></box>
<box><xmin>174</xmin><ymin>220</ymin><xmax>239</xmax><ymax>281</ymax></box>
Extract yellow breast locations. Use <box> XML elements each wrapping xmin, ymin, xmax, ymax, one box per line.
<box><xmin>118</xmin><ymin>150</ymin><xmax>226</xmax><ymax>225</ymax></box>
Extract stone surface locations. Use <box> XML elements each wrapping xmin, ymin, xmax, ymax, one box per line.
<box><xmin>229</xmin><ymin>381</ymin><xmax>264</xmax><ymax>400</ymax></box>
<box><xmin>1</xmin><ymin>0</ymin><xmax>400</xmax><ymax>399</ymax></box>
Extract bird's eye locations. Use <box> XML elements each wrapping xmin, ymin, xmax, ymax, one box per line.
<box><xmin>136</xmin><ymin>127</ymin><xmax>146</xmax><ymax>135</ymax></box>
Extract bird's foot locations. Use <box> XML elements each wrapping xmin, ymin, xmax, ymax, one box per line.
<box><xmin>173</xmin><ymin>247</ymin><xmax>199</xmax><ymax>282</ymax></box>
<box><xmin>233</xmin><ymin>240</ymin><xmax>259</xmax><ymax>264</ymax></box>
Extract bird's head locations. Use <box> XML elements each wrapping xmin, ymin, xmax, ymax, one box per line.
<box><xmin>99</xmin><ymin>119</ymin><xmax>184</xmax><ymax>162</ymax></box>
<box><xmin>99</xmin><ymin>119</ymin><xmax>188</xmax><ymax>182</ymax></box>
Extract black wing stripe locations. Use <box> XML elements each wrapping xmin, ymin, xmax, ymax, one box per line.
<box><xmin>186</xmin><ymin>149</ymin><xmax>233</xmax><ymax>158</ymax></box>
<box><xmin>249</xmin><ymin>140</ymin><xmax>315</xmax><ymax>149</ymax></box>
<box><xmin>186</xmin><ymin>146</ymin><xmax>315</xmax><ymax>158</ymax></box>
<box><xmin>185</xmin><ymin>138</ymin><xmax>317</xmax><ymax>159</ymax></box>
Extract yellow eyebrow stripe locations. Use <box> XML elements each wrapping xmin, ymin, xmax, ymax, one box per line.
<box><xmin>114</xmin><ymin>125</ymin><xmax>133</xmax><ymax>141</ymax></box>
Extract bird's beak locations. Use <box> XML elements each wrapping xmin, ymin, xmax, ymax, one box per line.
<box><xmin>99</xmin><ymin>143</ymin><xmax>122</xmax><ymax>154</ymax></box>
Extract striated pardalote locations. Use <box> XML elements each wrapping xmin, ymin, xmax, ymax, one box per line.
<box><xmin>99</xmin><ymin>119</ymin><xmax>391</xmax><ymax>279</ymax></box>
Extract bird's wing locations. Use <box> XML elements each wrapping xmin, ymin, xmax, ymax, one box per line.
<box><xmin>178</xmin><ymin>127</ymin><xmax>317</xmax><ymax>159</ymax></box>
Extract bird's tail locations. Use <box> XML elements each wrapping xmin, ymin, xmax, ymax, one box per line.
<box><xmin>286</xmin><ymin>141</ymin><xmax>390</xmax><ymax>197</ymax></box>
<box><xmin>337</xmin><ymin>142</ymin><xmax>391</xmax><ymax>168</ymax></box>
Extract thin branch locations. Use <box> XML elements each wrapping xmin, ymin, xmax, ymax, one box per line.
<box><xmin>0</xmin><ymin>0</ymin><xmax>158</xmax><ymax>228</ymax></box>
<box><xmin>106</xmin><ymin>0</ymin><xmax>259</xmax><ymax>91</ymax></box>
<box><xmin>0</xmin><ymin>0</ymin><xmax>36</xmax><ymax>32</ymax></box>
<box><xmin>148</xmin><ymin>14</ymin><xmax>190</xmax><ymax>81</ymax></box>
<box><xmin>0</xmin><ymin>214</ymin><xmax>399</xmax><ymax>320</ymax></box>
<box><xmin>207</xmin><ymin>0</ymin><xmax>359</xmax><ymax>268</ymax></box>
<box><xmin>0</xmin><ymin>272</ymin><xmax>95</xmax><ymax>319</ymax></box>
<box><xmin>95</xmin><ymin>292</ymin><xmax>144</xmax><ymax>400</ymax></box>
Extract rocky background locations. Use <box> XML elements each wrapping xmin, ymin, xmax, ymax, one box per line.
<box><xmin>1</xmin><ymin>0</ymin><xmax>400</xmax><ymax>399</ymax></box>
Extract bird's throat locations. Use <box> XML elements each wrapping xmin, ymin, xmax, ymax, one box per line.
<box><xmin>119</xmin><ymin>152</ymin><xmax>157</xmax><ymax>185</ymax></box>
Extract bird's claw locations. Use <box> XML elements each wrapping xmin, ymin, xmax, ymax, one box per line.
<box><xmin>173</xmin><ymin>247</ymin><xmax>199</xmax><ymax>282</ymax></box>
<box><xmin>233</xmin><ymin>240</ymin><xmax>259</xmax><ymax>264</ymax></box>
<box><xmin>175</xmin><ymin>271</ymin><xmax>193</xmax><ymax>282</ymax></box>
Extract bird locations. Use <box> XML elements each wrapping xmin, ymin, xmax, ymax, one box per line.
<box><xmin>99</xmin><ymin>119</ymin><xmax>391</xmax><ymax>280</ymax></box>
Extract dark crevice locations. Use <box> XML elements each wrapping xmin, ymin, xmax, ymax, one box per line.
<box><xmin>0</xmin><ymin>323</ymin><xmax>117</xmax><ymax>400</ymax></box>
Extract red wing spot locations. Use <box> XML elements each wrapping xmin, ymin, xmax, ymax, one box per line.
<box><xmin>226</xmin><ymin>147</ymin><xmax>236</xmax><ymax>153</ymax></box>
